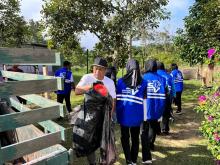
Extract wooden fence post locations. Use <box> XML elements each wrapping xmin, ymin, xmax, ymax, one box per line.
<box><xmin>43</xmin><ymin>65</ymin><xmax>50</xmax><ymax>99</ymax></box>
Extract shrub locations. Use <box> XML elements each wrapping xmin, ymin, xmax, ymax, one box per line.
<box><xmin>195</xmin><ymin>48</ymin><xmax>220</xmax><ymax>160</ymax></box>
<box><xmin>195</xmin><ymin>86</ymin><xmax>220</xmax><ymax>160</ymax></box>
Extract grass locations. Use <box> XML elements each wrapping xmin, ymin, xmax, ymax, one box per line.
<box><xmin>152</xmin><ymin>80</ymin><xmax>214</xmax><ymax>165</ymax></box>
<box><xmin>71</xmin><ymin>79</ymin><xmax>214</xmax><ymax>165</ymax></box>
<box><xmin>66</xmin><ymin>69</ymin><xmax>214</xmax><ymax>165</ymax></box>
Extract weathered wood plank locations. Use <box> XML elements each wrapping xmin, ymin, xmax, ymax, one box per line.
<box><xmin>1</xmin><ymin>71</ymin><xmax>64</xmax><ymax>91</ymax></box>
<box><xmin>0</xmin><ymin>79</ymin><xmax>58</xmax><ymax>97</ymax></box>
<box><xmin>0</xmin><ymin>48</ymin><xmax>61</xmax><ymax>66</ymax></box>
<box><xmin>42</xmin><ymin>150</ymin><xmax>69</xmax><ymax>165</ymax></box>
<box><xmin>0</xmin><ymin>105</ymin><xmax>60</xmax><ymax>132</ymax></box>
<box><xmin>25</xmin><ymin>150</ymin><xmax>69</xmax><ymax>165</ymax></box>
<box><xmin>10</xmin><ymin>97</ymin><xmax>67</xmax><ymax>140</ymax></box>
<box><xmin>1</xmin><ymin>71</ymin><xmax>53</xmax><ymax>80</ymax></box>
<box><xmin>0</xmin><ymin>131</ymin><xmax>62</xmax><ymax>163</ymax></box>
<box><xmin>20</xmin><ymin>94</ymin><xmax>66</xmax><ymax>117</ymax></box>
<box><xmin>15</xmin><ymin>125</ymin><xmax>67</xmax><ymax>162</ymax></box>
<box><xmin>8</xmin><ymin>98</ymin><xmax>71</xmax><ymax>163</ymax></box>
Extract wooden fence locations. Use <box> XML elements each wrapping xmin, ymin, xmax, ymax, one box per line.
<box><xmin>0</xmin><ymin>48</ymin><xmax>73</xmax><ymax>165</ymax></box>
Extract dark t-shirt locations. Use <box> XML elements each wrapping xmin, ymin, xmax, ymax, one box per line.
<box><xmin>7</xmin><ymin>68</ymin><xmax>23</xmax><ymax>72</ymax></box>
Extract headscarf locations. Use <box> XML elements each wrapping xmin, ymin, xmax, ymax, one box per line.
<box><xmin>171</xmin><ymin>63</ymin><xmax>178</xmax><ymax>70</ymax></box>
<box><xmin>144</xmin><ymin>59</ymin><xmax>157</xmax><ymax>73</ymax></box>
<box><xmin>156</xmin><ymin>61</ymin><xmax>165</xmax><ymax>70</ymax></box>
<box><xmin>122</xmin><ymin>59</ymin><xmax>142</xmax><ymax>88</ymax></box>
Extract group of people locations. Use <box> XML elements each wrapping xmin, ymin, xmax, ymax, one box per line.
<box><xmin>55</xmin><ymin>57</ymin><xmax>184</xmax><ymax>165</ymax></box>
<box><xmin>115</xmin><ymin>59</ymin><xmax>183</xmax><ymax>165</ymax></box>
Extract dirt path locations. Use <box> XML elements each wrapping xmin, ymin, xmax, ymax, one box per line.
<box><xmin>73</xmin><ymin>80</ymin><xmax>214</xmax><ymax>165</ymax></box>
<box><xmin>114</xmin><ymin>81</ymin><xmax>214</xmax><ymax>165</ymax></box>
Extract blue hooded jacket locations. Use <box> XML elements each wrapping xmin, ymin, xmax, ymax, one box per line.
<box><xmin>157</xmin><ymin>69</ymin><xmax>176</xmax><ymax>99</ymax></box>
<box><xmin>55</xmin><ymin>67</ymin><xmax>73</xmax><ymax>94</ymax></box>
<box><xmin>170</xmin><ymin>69</ymin><xmax>183</xmax><ymax>92</ymax></box>
<box><xmin>116</xmin><ymin>59</ymin><xmax>146</xmax><ymax>127</ymax></box>
<box><xmin>143</xmin><ymin>59</ymin><xmax>166</xmax><ymax>120</ymax></box>
<box><xmin>116</xmin><ymin>78</ymin><xmax>147</xmax><ymax>126</ymax></box>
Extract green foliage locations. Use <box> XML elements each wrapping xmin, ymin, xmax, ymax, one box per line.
<box><xmin>62</xmin><ymin>44</ymin><xmax>87</xmax><ymax>67</ymax></box>
<box><xmin>27</xmin><ymin>20</ymin><xmax>46</xmax><ymax>44</ymax></box>
<box><xmin>42</xmin><ymin>0</ymin><xmax>169</xmax><ymax>67</ymax></box>
<box><xmin>0</xmin><ymin>0</ymin><xmax>47</xmax><ymax>47</ymax></box>
<box><xmin>0</xmin><ymin>0</ymin><xmax>28</xmax><ymax>47</ymax></box>
<box><xmin>195</xmin><ymin>85</ymin><xmax>220</xmax><ymax>160</ymax></box>
<box><xmin>132</xmin><ymin>43</ymin><xmax>181</xmax><ymax>69</ymax></box>
<box><xmin>174</xmin><ymin>0</ymin><xmax>220</xmax><ymax>65</ymax></box>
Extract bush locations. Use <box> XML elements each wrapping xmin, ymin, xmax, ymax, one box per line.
<box><xmin>195</xmin><ymin>86</ymin><xmax>220</xmax><ymax>160</ymax></box>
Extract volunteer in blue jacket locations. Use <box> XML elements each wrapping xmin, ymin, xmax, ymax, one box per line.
<box><xmin>170</xmin><ymin>63</ymin><xmax>183</xmax><ymax>114</ymax></box>
<box><xmin>157</xmin><ymin>61</ymin><xmax>175</xmax><ymax>134</ymax></box>
<box><xmin>116</xmin><ymin>59</ymin><xmax>146</xmax><ymax>165</ymax></box>
<box><xmin>142</xmin><ymin>59</ymin><xmax>166</xmax><ymax>164</ymax></box>
<box><xmin>55</xmin><ymin>61</ymin><xmax>75</xmax><ymax>113</ymax></box>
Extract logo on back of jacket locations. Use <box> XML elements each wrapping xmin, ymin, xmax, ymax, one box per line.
<box><xmin>59</xmin><ymin>72</ymin><xmax>71</xmax><ymax>83</ymax></box>
<box><xmin>175</xmin><ymin>73</ymin><xmax>182</xmax><ymax>81</ymax></box>
<box><xmin>147</xmin><ymin>80</ymin><xmax>161</xmax><ymax>93</ymax></box>
<box><xmin>122</xmin><ymin>85</ymin><xmax>141</xmax><ymax>95</ymax></box>
<box><xmin>177</xmin><ymin>73</ymin><xmax>182</xmax><ymax>79</ymax></box>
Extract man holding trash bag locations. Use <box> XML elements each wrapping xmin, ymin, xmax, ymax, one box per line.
<box><xmin>74</xmin><ymin>57</ymin><xmax>116</xmax><ymax>165</ymax></box>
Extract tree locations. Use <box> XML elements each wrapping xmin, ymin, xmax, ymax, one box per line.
<box><xmin>42</xmin><ymin>0</ymin><xmax>169</xmax><ymax>67</ymax></box>
<box><xmin>0</xmin><ymin>0</ymin><xmax>28</xmax><ymax>47</ymax></box>
<box><xmin>174</xmin><ymin>0</ymin><xmax>220</xmax><ymax>65</ymax></box>
<box><xmin>27</xmin><ymin>20</ymin><xmax>46</xmax><ymax>44</ymax></box>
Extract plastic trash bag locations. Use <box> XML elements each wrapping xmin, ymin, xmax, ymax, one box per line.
<box><xmin>100</xmin><ymin>97</ymin><xmax>117</xmax><ymax>165</ymax></box>
<box><xmin>72</xmin><ymin>82</ymin><xmax>111</xmax><ymax>157</ymax></box>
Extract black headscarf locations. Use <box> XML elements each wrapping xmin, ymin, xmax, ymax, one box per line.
<box><xmin>171</xmin><ymin>63</ymin><xmax>178</xmax><ymax>70</ymax></box>
<box><xmin>145</xmin><ymin>59</ymin><xmax>157</xmax><ymax>73</ymax></box>
<box><xmin>122</xmin><ymin>59</ymin><xmax>142</xmax><ymax>89</ymax></box>
<box><xmin>156</xmin><ymin>61</ymin><xmax>165</xmax><ymax>70</ymax></box>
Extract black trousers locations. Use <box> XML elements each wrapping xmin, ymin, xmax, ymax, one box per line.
<box><xmin>141</xmin><ymin>121</ymin><xmax>152</xmax><ymax>161</ymax></box>
<box><xmin>162</xmin><ymin>99</ymin><xmax>172</xmax><ymax>133</ymax></box>
<box><xmin>141</xmin><ymin>120</ymin><xmax>160</xmax><ymax>161</ymax></box>
<box><xmin>57</xmin><ymin>92</ymin><xmax>72</xmax><ymax>112</ymax></box>
<box><xmin>121</xmin><ymin>125</ymin><xmax>140</xmax><ymax>164</ymax></box>
<box><xmin>174</xmin><ymin>91</ymin><xmax>182</xmax><ymax>111</ymax></box>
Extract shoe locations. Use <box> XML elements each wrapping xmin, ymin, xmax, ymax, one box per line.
<box><xmin>161</xmin><ymin>131</ymin><xmax>169</xmax><ymax>135</ymax></box>
<box><xmin>127</xmin><ymin>160</ymin><xmax>132</xmax><ymax>165</ymax></box>
<box><xmin>176</xmin><ymin>110</ymin><xmax>182</xmax><ymax>115</ymax></box>
<box><xmin>132</xmin><ymin>162</ymin><xmax>137</xmax><ymax>165</ymax></box>
<box><xmin>169</xmin><ymin>117</ymin><xmax>175</xmax><ymax>122</ymax></box>
<box><xmin>142</xmin><ymin>160</ymin><xmax>152</xmax><ymax>164</ymax></box>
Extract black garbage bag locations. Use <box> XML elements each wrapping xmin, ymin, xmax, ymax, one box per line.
<box><xmin>100</xmin><ymin>98</ymin><xmax>117</xmax><ymax>165</ymax></box>
<box><xmin>73</xmin><ymin>83</ymin><xmax>112</xmax><ymax>157</ymax></box>
<box><xmin>0</xmin><ymin>101</ymin><xmax>18</xmax><ymax>146</ymax></box>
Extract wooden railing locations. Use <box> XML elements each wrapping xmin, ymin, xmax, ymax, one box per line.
<box><xmin>0</xmin><ymin>48</ymin><xmax>73</xmax><ymax>165</ymax></box>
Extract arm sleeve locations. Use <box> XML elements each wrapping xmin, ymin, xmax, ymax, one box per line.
<box><xmin>171</xmin><ymin>81</ymin><xmax>176</xmax><ymax>98</ymax></box>
<box><xmin>70</xmin><ymin>73</ymin><xmax>74</xmax><ymax>82</ymax></box>
<box><xmin>109</xmin><ymin>81</ymin><xmax>116</xmax><ymax>99</ymax></box>
<box><xmin>76</xmin><ymin>75</ymin><xmax>88</xmax><ymax>87</ymax></box>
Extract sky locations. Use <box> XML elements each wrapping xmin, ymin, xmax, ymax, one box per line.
<box><xmin>20</xmin><ymin>0</ymin><xmax>195</xmax><ymax>50</ymax></box>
